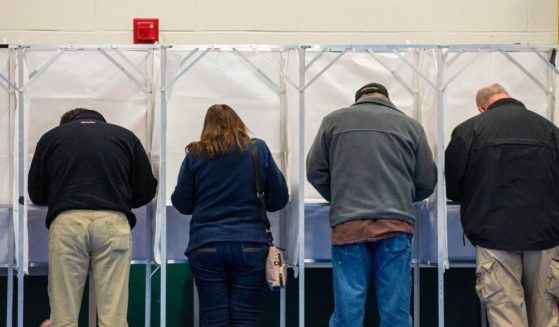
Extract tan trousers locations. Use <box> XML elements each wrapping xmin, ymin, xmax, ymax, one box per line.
<box><xmin>476</xmin><ymin>246</ymin><xmax>559</xmax><ymax>327</ymax></box>
<box><xmin>48</xmin><ymin>210</ymin><xmax>132</xmax><ymax>327</ymax></box>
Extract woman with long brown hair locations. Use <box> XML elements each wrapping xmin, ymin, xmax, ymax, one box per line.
<box><xmin>171</xmin><ymin>104</ymin><xmax>288</xmax><ymax>326</ymax></box>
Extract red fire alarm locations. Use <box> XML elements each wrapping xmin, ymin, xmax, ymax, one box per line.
<box><xmin>133</xmin><ymin>18</ymin><xmax>159</xmax><ymax>44</ymax></box>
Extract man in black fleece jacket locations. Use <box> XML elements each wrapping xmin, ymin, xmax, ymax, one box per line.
<box><xmin>28</xmin><ymin>108</ymin><xmax>157</xmax><ymax>327</ymax></box>
<box><xmin>446</xmin><ymin>84</ymin><xmax>559</xmax><ymax>327</ymax></box>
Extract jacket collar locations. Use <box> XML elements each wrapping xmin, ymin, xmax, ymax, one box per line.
<box><xmin>72</xmin><ymin>110</ymin><xmax>107</xmax><ymax>123</ymax></box>
<box><xmin>487</xmin><ymin>97</ymin><xmax>525</xmax><ymax>111</ymax></box>
<box><xmin>351</xmin><ymin>96</ymin><xmax>402</xmax><ymax>113</ymax></box>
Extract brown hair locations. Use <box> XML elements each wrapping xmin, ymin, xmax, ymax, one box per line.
<box><xmin>59</xmin><ymin>108</ymin><xmax>88</xmax><ymax>125</ymax></box>
<box><xmin>186</xmin><ymin>104</ymin><xmax>251</xmax><ymax>158</ymax></box>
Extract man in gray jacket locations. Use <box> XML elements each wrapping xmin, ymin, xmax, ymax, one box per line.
<box><xmin>307</xmin><ymin>83</ymin><xmax>436</xmax><ymax>327</ymax></box>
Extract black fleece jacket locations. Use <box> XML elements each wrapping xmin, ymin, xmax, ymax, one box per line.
<box><xmin>445</xmin><ymin>98</ymin><xmax>559</xmax><ymax>250</ymax></box>
<box><xmin>28</xmin><ymin>110</ymin><xmax>157</xmax><ymax>228</ymax></box>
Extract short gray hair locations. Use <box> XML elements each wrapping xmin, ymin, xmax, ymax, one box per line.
<box><xmin>475</xmin><ymin>83</ymin><xmax>509</xmax><ymax>108</ymax></box>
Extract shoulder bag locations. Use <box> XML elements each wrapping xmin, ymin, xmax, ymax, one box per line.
<box><xmin>250</xmin><ymin>141</ymin><xmax>287</xmax><ymax>290</ymax></box>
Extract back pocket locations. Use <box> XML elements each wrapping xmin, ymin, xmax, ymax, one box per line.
<box><xmin>241</xmin><ymin>243</ymin><xmax>268</xmax><ymax>269</ymax></box>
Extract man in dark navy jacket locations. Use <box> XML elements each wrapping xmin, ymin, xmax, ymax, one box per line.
<box><xmin>28</xmin><ymin>108</ymin><xmax>157</xmax><ymax>327</ymax></box>
<box><xmin>445</xmin><ymin>84</ymin><xmax>559</xmax><ymax>327</ymax></box>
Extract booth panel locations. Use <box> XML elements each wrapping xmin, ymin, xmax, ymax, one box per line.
<box><xmin>446</xmin><ymin>205</ymin><xmax>476</xmax><ymax>263</ymax></box>
<box><xmin>303</xmin><ymin>204</ymin><xmax>330</xmax><ymax>262</ymax></box>
<box><xmin>0</xmin><ymin>209</ymin><xmax>12</xmax><ymax>265</ymax></box>
<box><xmin>441</xmin><ymin>50</ymin><xmax>555</xmax><ymax>265</ymax></box>
<box><xmin>165</xmin><ymin>50</ymin><xmax>284</xmax><ymax>199</ymax></box>
<box><xmin>165</xmin><ymin>205</ymin><xmax>283</xmax><ymax>261</ymax></box>
<box><xmin>303</xmin><ymin>51</ymin><xmax>433</xmax><ymax>201</ymax></box>
<box><xmin>304</xmin><ymin>202</ymin><xmax>448</xmax><ymax>263</ymax></box>
<box><xmin>26</xmin><ymin>206</ymin><xmax>153</xmax><ymax>265</ymax></box>
<box><xmin>444</xmin><ymin>52</ymin><xmax>553</xmax><ymax>145</ymax></box>
<box><xmin>165</xmin><ymin>206</ymin><xmax>189</xmax><ymax>261</ymax></box>
<box><xmin>416</xmin><ymin>201</ymin><xmax>437</xmax><ymax>264</ymax></box>
<box><xmin>18</xmin><ymin>48</ymin><xmax>154</xmax><ymax>272</ymax></box>
<box><xmin>130</xmin><ymin>207</ymin><xmax>151</xmax><ymax>261</ymax></box>
<box><xmin>0</xmin><ymin>50</ymin><xmax>11</xmax><ymax>205</ymax></box>
<box><xmin>23</xmin><ymin>49</ymin><xmax>152</xmax><ymax>160</ymax></box>
<box><xmin>27</xmin><ymin>207</ymin><xmax>48</xmax><ymax>265</ymax></box>
<box><xmin>163</xmin><ymin>48</ymin><xmax>298</xmax><ymax>264</ymax></box>
<box><xmin>416</xmin><ymin>203</ymin><xmax>476</xmax><ymax>265</ymax></box>
<box><xmin>304</xmin><ymin>202</ymin><xmax>476</xmax><ymax>265</ymax></box>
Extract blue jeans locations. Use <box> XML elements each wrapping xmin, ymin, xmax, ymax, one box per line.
<box><xmin>188</xmin><ymin>242</ymin><xmax>268</xmax><ymax>327</ymax></box>
<box><xmin>329</xmin><ymin>233</ymin><xmax>412</xmax><ymax>327</ymax></box>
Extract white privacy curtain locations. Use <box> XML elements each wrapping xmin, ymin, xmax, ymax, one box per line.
<box><xmin>0</xmin><ymin>49</ymin><xmax>14</xmax><ymax>267</ymax></box>
<box><xmin>0</xmin><ymin>49</ymin><xmax>12</xmax><ymax>206</ymax></box>
<box><xmin>6</xmin><ymin>45</ymin><xmax>557</xmax><ymax>271</ymax></box>
<box><xmin>23</xmin><ymin>49</ymin><xmax>152</xmax><ymax>150</ymax></box>
<box><xmin>301</xmin><ymin>49</ymin><xmax>439</xmax><ymax>201</ymax></box>
<box><xmin>18</xmin><ymin>47</ymin><xmax>155</xmax><ymax>271</ymax></box>
<box><xmin>444</xmin><ymin>51</ymin><xmax>555</xmax><ymax>142</ymax></box>
<box><xmin>164</xmin><ymin>49</ymin><xmax>284</xmax><ymax>196</ymax></box>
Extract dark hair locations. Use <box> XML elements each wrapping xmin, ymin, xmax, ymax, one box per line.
<box><xmin>186</xmin><ymin>104</ymin><xmax>251</xmax><ymax>158</ymax></box>
<box><xmin>59</xmin><ymin>108</ymin><xmax>89</xmax><ymax>125</ymax></box>
<box><xmin>355</xmin><ymin>83</ymin><xmax>390</xmax><ymax>102</ymax></box>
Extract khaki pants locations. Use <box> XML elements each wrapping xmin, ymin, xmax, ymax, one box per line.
<box><xmin>48</xmin><ymin>210</ymin><xmax>132</xmax><ymax>327</ymax></box>
<box><xmin>476</xmin><ymin>246</ymin><xmax>559</xmax><ymax>327</ymax></box>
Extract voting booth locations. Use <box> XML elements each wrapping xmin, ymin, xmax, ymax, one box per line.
<box><xmin>1</xmin><ymin>44</ymin><xmax>558</xmax><ymax>327</ymax></box>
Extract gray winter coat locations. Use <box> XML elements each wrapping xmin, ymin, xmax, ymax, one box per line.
<box><xmin>306</xmin><ymin>96</ymin><xmax>436</xmax><ymax>227</ymax></box>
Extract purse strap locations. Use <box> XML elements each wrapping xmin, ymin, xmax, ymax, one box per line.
<box><xmin>250</xmin><ymin>141</ymin><xmax>275</xmax><ymax>245</ymax></box>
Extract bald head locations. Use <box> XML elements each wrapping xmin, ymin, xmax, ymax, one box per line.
<box><xmin>475</xmin><ymin>83</ymin><xmax>510</xmax><ymax>113</ymax></box>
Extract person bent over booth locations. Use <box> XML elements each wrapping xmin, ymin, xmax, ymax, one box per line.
<box><xmin>307</xmin><ymin>83</ymin><xmax>436</xmax><ymax>327</ymax></box>
<box><xmin>171</xmin><ymin>104</ymin><xmax>289</xmax><ymax>327</ymax></box>
<box><xmin>445</xmin><ymin>84</ymin><xmax>559</xmax><ymax>327</ymax></box>
<box><xmin>28</xmin><ymin>108</ymin><xmax>157</xmax><ymax>327</ymax></box>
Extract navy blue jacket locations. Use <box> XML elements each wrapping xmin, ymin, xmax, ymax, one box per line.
<box><xmin>28</xmin><ymin>110</ymin><xmax>157</xmax><ymax>228</ymax></box>
<box><xmin>171</xmin><ymin>138</ymin><xmax>289</xmax><ymax>254</ymax></box>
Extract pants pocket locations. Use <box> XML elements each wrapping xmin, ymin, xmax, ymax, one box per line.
<box><xmin>476</xmin><ymin>261</ymin><xmax>506</xmax><ymax>307</ymax></box>
<box><xmin>383</xmin><ymin>232</ymin><xmax>412</xmax><ymax>256</ymax></box>
<box><xmin>241</xmin><ymin>243</ymin><xmax>268</xmax><ymax>269</ymax></box>
<box><xmin>49</xmin><ymin>223</ymin><xmax>81</xmax><ymax>256</ymax></box>
<box><xmin>188</xmin><ymin>247</ymin><xmax>218</xmax><ymax>270</ymax></box>
<box><xmin>547</xmin><ymin>258</ymin><xmax>559</xmax><ymax>299</ymax></box>
<box><xmin>105</xmin><ymin>221</ymin><xmax>131</xmax><ymax>252</ymax></box>
<box><xmin>110</xmin><ymin>235</ymin><xmax>131</xmax><ymax>252</ymax></box>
